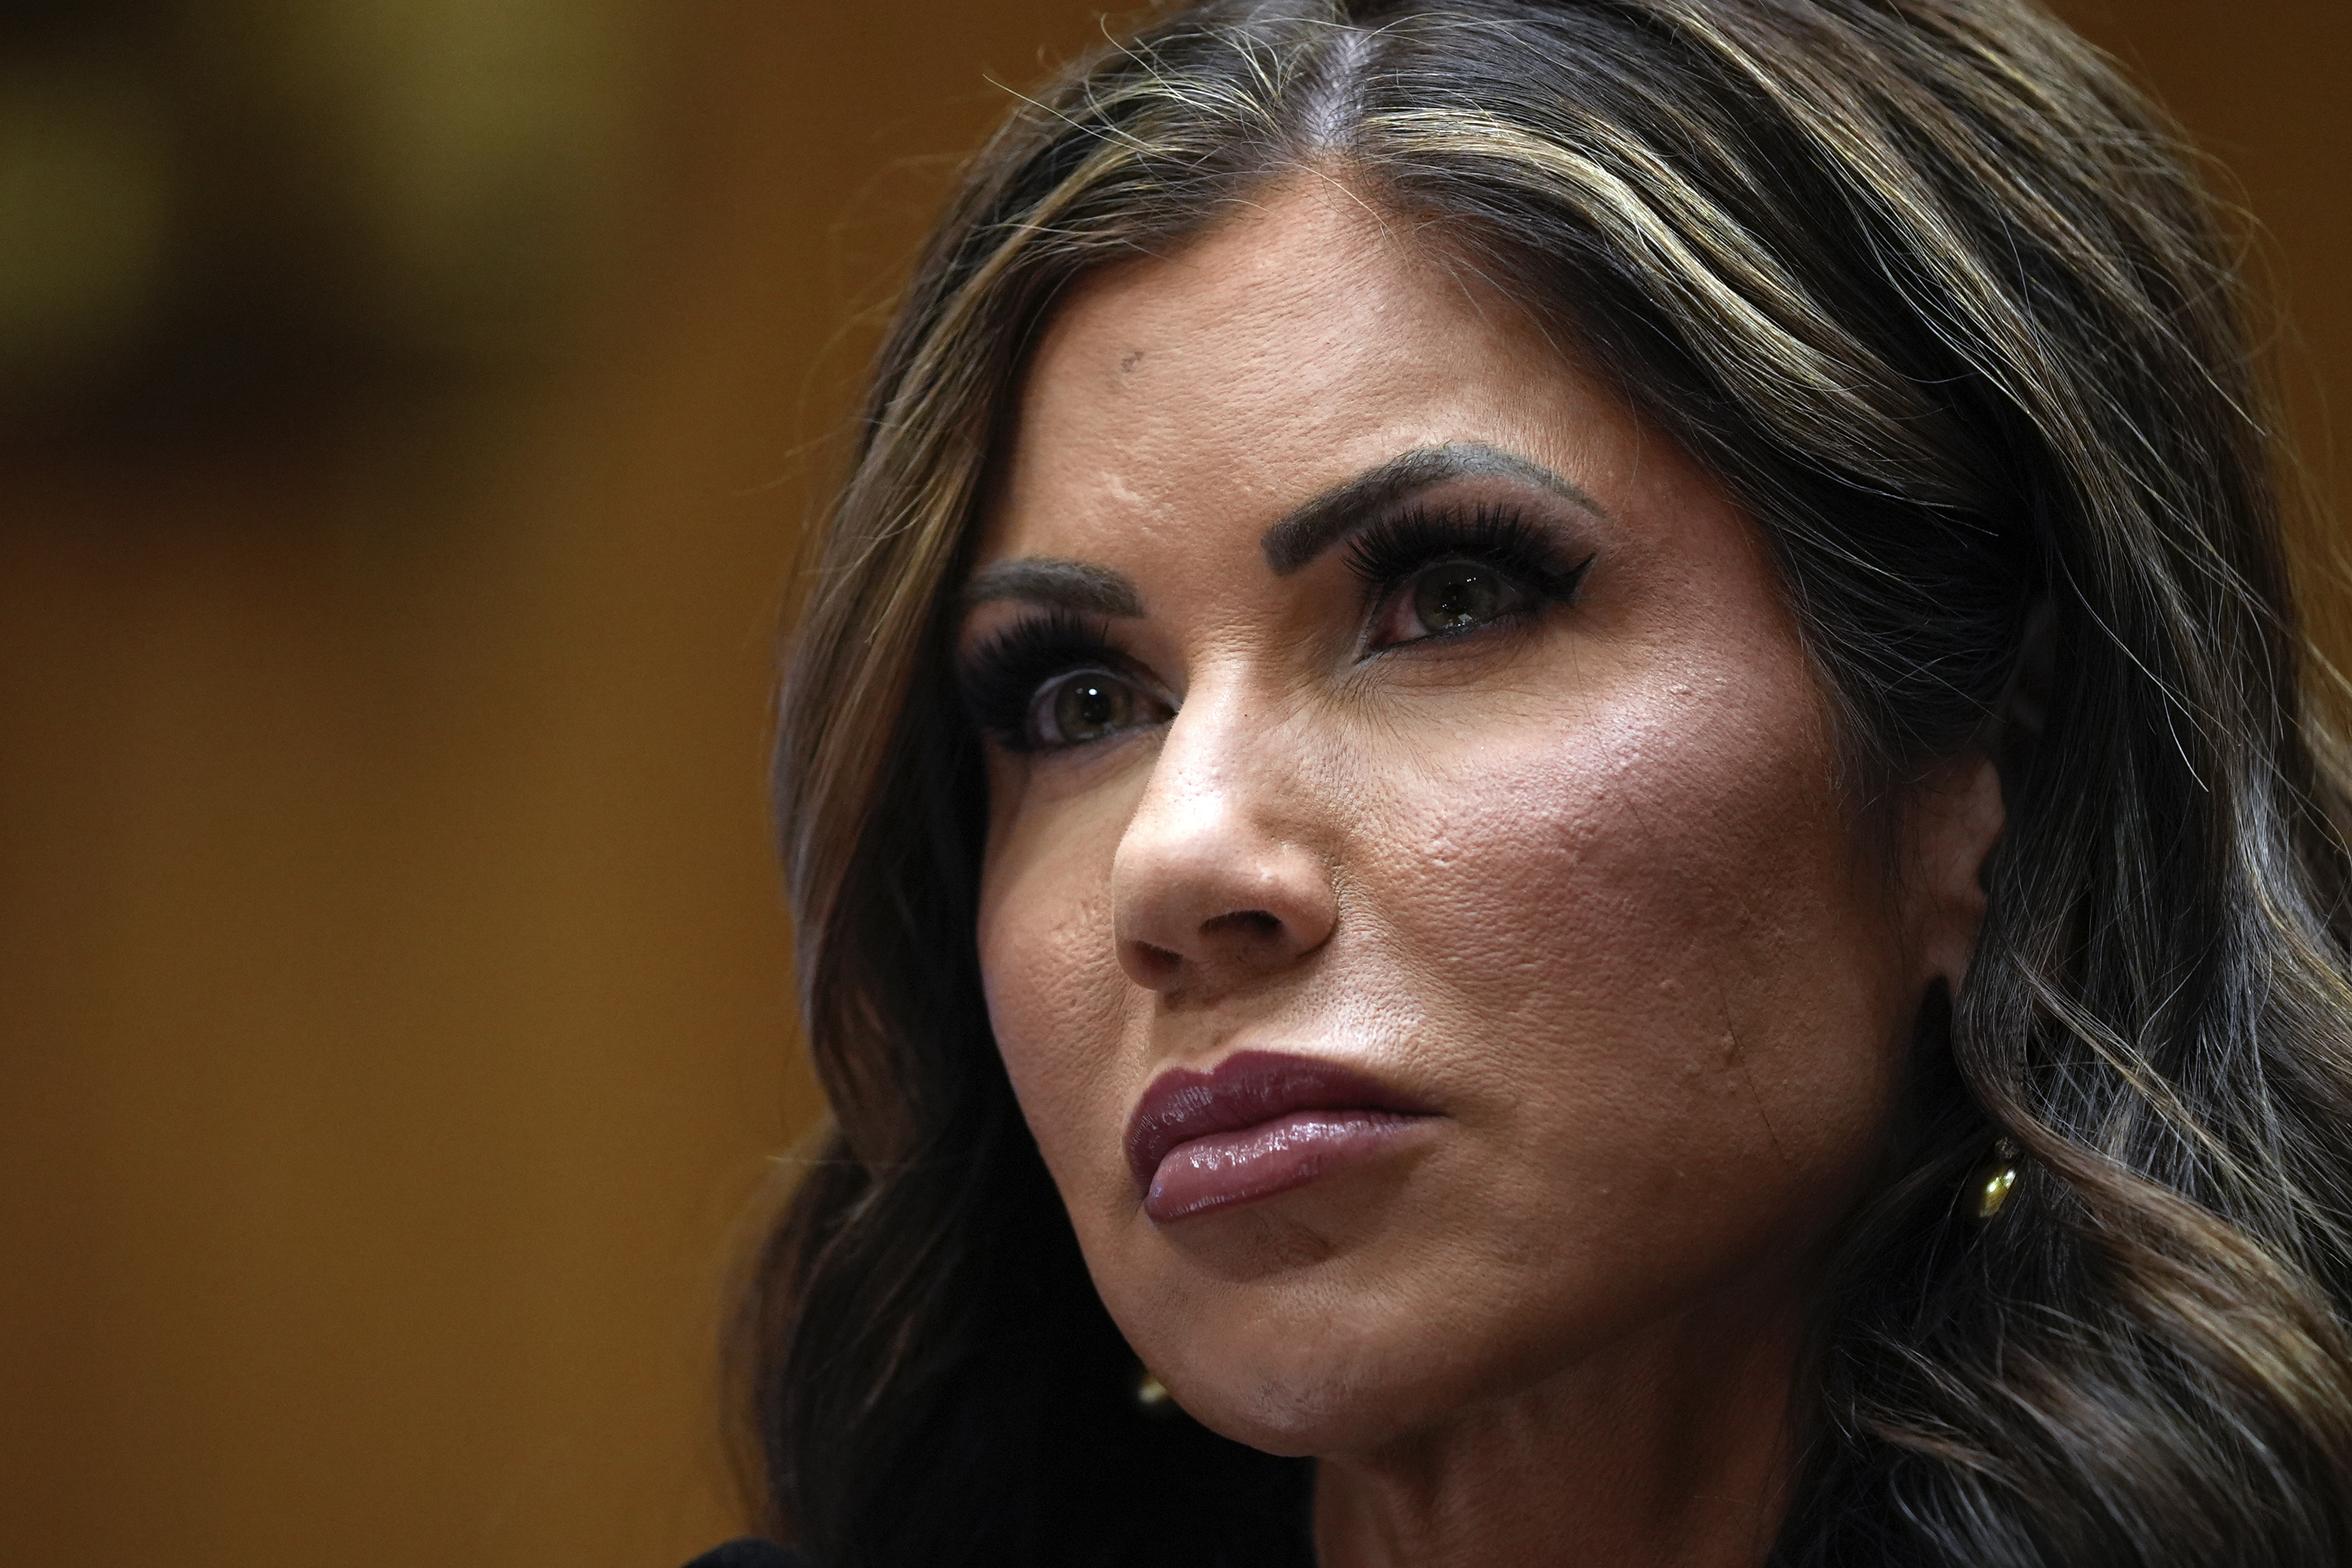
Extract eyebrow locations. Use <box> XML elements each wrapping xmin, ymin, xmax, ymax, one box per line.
<box><xmin>1259</xmin><ymin>442</ymin><xmax>1607</xmax><ymax>575</ymax></box>
<box><xmin>960</xmin><ymin>556</ymin><xmax>1145</xmax><ymax>617</ymax></box>
<box><xmin>960</xmin><ymin>442</ymin><xmax>1604</xmax><ymax>616</ymax></box>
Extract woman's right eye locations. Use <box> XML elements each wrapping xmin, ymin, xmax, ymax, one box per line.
<box><xmin>1029</xmin><ymin>669</ymin><xmax>1158</xmax><ymax>749</ymax></box>
<box><xmin>958</xmin><ymin>610</ymin><xmax>1170</xmax><ymax>755</ymax></box>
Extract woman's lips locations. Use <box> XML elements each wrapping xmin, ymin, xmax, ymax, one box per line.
<box><xmin>1124</xmin><ymin>1050</ymin><xmax>1435</xmax><ymax>1224</ymax></box>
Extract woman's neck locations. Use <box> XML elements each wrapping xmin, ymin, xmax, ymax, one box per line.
<box><xmin>1310</xmin><ymin>1282</ymin><xmax>1805</xmax><ymax>1568</ymax></box>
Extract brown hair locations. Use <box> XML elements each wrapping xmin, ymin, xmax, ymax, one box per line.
<box><xmin>744</xmin><ymin>2</ymin><xmax>2352</xmax><ymax>1563</ymax></box>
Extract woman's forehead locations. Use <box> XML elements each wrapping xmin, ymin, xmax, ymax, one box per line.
<box><xmin>976</xmin><ymin>187</ymin><xmax>1599</xmax><ymax>571</ymax></box>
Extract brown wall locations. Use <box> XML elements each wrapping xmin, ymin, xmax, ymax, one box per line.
<box><xmin>0</xmin><ymin>4</ymin><xmax>2341</xmax><ymax>1566</ymax></box>
<box><xmin>2050</xmin><ymin>0</ymin><xmax>2352</xmax><ymax>660</ymax></box>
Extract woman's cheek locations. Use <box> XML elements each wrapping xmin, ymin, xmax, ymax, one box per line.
<box><xmin>978</xmin><ymin>793</ymin><xmax>1134</xmax><ymax>1204</ymax></box>
<box><xmin>1362</xmin><ymin>673</ymin><xmax>1885</xmax><ymax>1138</ymax></box>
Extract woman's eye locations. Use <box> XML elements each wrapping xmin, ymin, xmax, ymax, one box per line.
<box><xmin>955</xmin><ymin>608</ymin><xmax>1173</xmax><ymax>754</ymax></box>
<box><xmin>1033</xmin><ymin>669</ymin><xmax>1153</xmax><ymax>748</ymax></box>
<box><xmin>1416</xmin><ymin>562</ymin><xmax>1515</xmax><ymax>631</ymax></box>
<box><xmin>1375</xmin><ymin>558</ymin><xmax>1532</xmax><ymax>647</ymax></box>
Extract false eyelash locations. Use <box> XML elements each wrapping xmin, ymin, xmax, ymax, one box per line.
<box><xmin>1342</xmin><ymin>503</ymin><xmax>1593</xmax><ymax>607</ymax></box>
<box><xmin>956</xmin><ymin>608</ymin><xmax>1134</xmax><ymax>752</ymax></box>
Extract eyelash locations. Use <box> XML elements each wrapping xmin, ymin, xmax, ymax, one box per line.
<box><xmin>957</xmin><ymin>609</ymin><xmax>1143</xmax><ymax>754</ymax></box>
<box><xmin>1343</xmin><ymin>503</ymin><xmax>1593</xmax><ymax>636</ymax></box>
<box><xmin>957</xmin><ymin>506</ymin><xmax>1593</xmax><ymax>752</ymax></box>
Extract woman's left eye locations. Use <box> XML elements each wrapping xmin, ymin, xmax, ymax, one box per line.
<box><xmin>1367</xmin><ymin>557</ymin><xmax>1538</xmax><ymax>649</ymax></box>
<box><xmin>1411</xmin><ymin>560</ymin><xmax>1526</xmax><ymax>635</ymax></box>
<box><xmin>1347</xmin><ymin>505</ymin><xmax>1589</xmax><ymax>654</ymax></box>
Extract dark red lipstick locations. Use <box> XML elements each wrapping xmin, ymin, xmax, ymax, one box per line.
<box><xmin>1124</xmin><ymin>1050</ymin><xmax>1434</xmax><ymax>1224</ymax></box>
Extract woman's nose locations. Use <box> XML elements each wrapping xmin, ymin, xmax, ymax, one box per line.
<box><xmin>1110</xmin><ymin>694</ymin><xmax>1337</xmax><ymax>998</ymax></box>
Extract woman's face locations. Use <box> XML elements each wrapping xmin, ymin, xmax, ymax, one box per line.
<box><xmin>958</xmin><ymin>182</ymin><xmax>1997</xmax><ymax>1458</ymax></box>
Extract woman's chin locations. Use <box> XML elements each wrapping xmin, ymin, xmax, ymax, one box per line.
<box><xmin>1091</xmin><ymin>1193</ymin><xmax>1584</xmax><ymax>1456</ymax></box>
<box><xmin>1153</xmin><ymin>1352</ymin><xmax>1439</xmax><ymax>1458</ymax></box>
<box><xmin>1124</xmin><ymin>1292</ymin><xmax>1522</xmax><ymax>1458</ymax></box>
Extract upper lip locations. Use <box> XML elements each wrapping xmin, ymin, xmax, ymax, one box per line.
<box><xmin>1122</xmin><ymin>1048</ymin><xmax>1436</xmax><ymax>1189</ymax></box>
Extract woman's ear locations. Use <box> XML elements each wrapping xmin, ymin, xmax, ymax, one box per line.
<box><xmin>1907</xmin><ymin>604</ymin><xmax>2047</xmax><ymax>994</ymax></box>
<box><xmin>1905</xmin><ymin>749</ymin><xmax>2006</xmax><ymax>994</ymax></box>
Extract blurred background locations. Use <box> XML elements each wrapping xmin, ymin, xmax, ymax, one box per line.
<box><xmin>0</xmin><ymin>1</ymin><xmax>2340</xmax><ymax>1564</ymax></box>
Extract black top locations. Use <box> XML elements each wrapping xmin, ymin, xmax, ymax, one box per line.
<box><xmin>681</xmin><ymin>1541</ymin><xmax>807</xmax><ymax>1568</ymax></box>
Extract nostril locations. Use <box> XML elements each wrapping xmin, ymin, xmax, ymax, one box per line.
<box><xmin>1202</xmin><ymin>909</ymin><xmax>1283</xmax><ymax>940</ymax></box>
<box><xmin>1130</xmin><ymin>941</ymin><xmax>1184</xmax><ymax>985</ymax></box>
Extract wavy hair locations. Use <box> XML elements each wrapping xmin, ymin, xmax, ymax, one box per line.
<box><xmin>742</xmin><ymin>2</ymin><xmax>2352</xmax><ymax>1563</ymax></box>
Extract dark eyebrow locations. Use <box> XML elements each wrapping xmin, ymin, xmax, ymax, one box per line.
<box><xmin>960</xmin><ymin>556</ymin><xmax>1144</xmax><ymax>617</ymax></box>
<box><xmin>1260</xmin><ymin>442</ymin><xmax>1608</xmax><ymax>575</ymax></box>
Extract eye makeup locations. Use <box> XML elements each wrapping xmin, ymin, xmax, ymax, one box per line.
<box><xmin>955</xmin><ymin>501</ymin><xmax>1596</xmax><ymax>751</ymax></box>
<box><xmin>1344</xmin><ymin>502</ymin><xmax>1596</xmax><ymax>649</ymax></box>
<box><xmin>957</xmin><ymin>608</ymin><xmax>1161</xmax><ymax>754</ymax></box>
<box><xmin>1258</xmin><ymin>439</ymin><xmax>1608</xmax><ymax>576</ymax></box>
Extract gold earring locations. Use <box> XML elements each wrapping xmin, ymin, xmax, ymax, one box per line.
<box><xmin>1975</xmin><ymin>1137</ymin><xmax>2020</xmax><ymax>1219</ymax></box>
<box><xmin>1136</xmin><ymin>1368</ymin><xmax>1174</xmax><ymax>1412</ymax></box>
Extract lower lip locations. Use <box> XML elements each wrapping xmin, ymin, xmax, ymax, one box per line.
<box><xmin>1144</xmin><ymin>1109</ymin><xmax>1424</xmax><ymax>1224</ymax></box>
